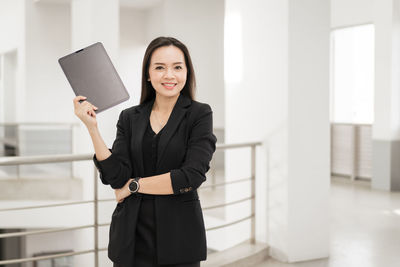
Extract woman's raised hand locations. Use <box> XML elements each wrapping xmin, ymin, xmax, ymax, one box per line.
<box><xmin>73</xmin><ymin>95</ymin><xmax>98</xmax><ymax>129</ymax></box>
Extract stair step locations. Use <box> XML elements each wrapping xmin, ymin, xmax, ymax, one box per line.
<box><xmin>203</xmin><ymin>239</ymin><xmax>269</xmax><ymax>267</ymax></box>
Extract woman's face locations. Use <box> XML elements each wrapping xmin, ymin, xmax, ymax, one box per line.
<box><xmin>148</xmin><ymin>45</ymin><xmax>187</xmax><ymax>99</ymax></box>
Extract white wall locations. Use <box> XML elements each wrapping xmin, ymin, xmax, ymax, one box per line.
<box><xmin>0</xmin><ymin>0</ymin><xmax>24</xmax><ymax>53</ymax></box>
<box><xmin>24</xmin><ymin>1</ymin><xmax>72</xmax><ymax>122</ymax></box>
<box><xmin>1</xmin><ymin>51</ymin><xmax>18</xmax><ymax>122</ymax></box>
<box><xmin>145</xmin><ymin>0</ymin><xmax>225</xmax><ymax>128</ymax></box>
<box><xmin>0</xmin><ymin>0</ymin><xmax>25</xmax><ymax>122</ymax></box>
<box><xmin>223</xmin><ymin>0</ymin><xmax>289</xmax><ymax>251</ymax></box>
<box><xmin>225</xmin><ymin>0</ymin><xmax>330</xmax><ymax>262</ymax></box>
<box><xmin>372</xmin><ymin>0</ymin><xmax>397</xmax><ymax>140</ymax></box>
<box><xmin>331</xmin><ymin>0</ymin><xmax>374</xmax><ymax>28</ymax></box>
<box><xmin>119</xmin><ymin>8</ymin><xmax>147</xmax><ymax>109</ymax></box>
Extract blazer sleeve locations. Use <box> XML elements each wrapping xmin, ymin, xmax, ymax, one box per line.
<box><xmin>92</xmin><ymin>110</ymin><xmax>132</xmax><ymax>189</ymax></box>
<box><xmin>170</xmin><ymin>103</ymin><xmax>217</xmax><ymax>195</ymax></box>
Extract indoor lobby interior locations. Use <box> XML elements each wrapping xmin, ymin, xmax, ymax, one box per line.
<box><xmin>0</xmin><ymin>0</ymin><xmax>399</xmax><ymax>267</ymax></box>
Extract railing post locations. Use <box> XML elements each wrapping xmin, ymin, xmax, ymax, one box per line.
<box><xmin>16</xmin><ymin>124</ymin><xmax>20</xmax><ymax>178</ymax></box>
<box><xmin>351</xmin><ymin>124</ymin><xmax>357</xmax><ymax>181</ymax></box>
<box><xmin>211</xmin><ymin>156</ymin><xmax>216</xmax><ymax>190</ymax></box>
<box><xmin>265</xmin><ymin>141</ymin><xmax>270</xmax><ymax>246</ymax></box>
<box><xmin>94</xmin><ymin>165</ymin><xmax>99</xmax><ymax>267</ymax></box>
<box><xmin>70</xmin><ymin>125</ymin><xmax>74</xmax><ymax>179</ymax></box>
<box><xmin>250</xmin><ymin>145</ymin><xmax>256</xmax><ymax>244</ymax></box>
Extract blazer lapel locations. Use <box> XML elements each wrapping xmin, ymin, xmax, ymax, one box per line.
<box><xmin>157</xmin><ymin>93</ymin><xmax>191</xmax><ymax>169</ymax></box>
<box><xmin>132</xmin><ymin>98</ymin><xmax>155</xmax><ymax>176</ymax></box>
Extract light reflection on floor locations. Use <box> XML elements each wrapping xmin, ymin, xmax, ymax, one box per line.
<box><xmin>253</xmin><ymin>176</ymin><xmax>400</xmax><ymax>267</ymax></box>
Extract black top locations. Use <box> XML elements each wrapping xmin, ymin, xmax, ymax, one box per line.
<box><xmin>138</xmin><ymin>120</ymin><xmax>164</xmax><ymax>199</ymax></box>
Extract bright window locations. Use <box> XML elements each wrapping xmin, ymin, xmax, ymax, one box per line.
<box><xmin>330</xmin><ymin>24</ymin><xmax>375</xmax><ymax>124</ymax></box>
<box><xmin>224</xmin><ymin>11</ymin><xmax>243</xmax><ymax>84</ymax></box>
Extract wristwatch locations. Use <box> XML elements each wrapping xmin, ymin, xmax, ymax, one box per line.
<box><xmin>128</xmin><ymin>177</ymin><xmax>141</xmax><ymax>194</ymax></box>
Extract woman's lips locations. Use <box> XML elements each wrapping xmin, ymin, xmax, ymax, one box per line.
<box><xmin>162</xmin><ymin>83</ymin><xmax>177</xmax><ymax>90</ymax></box>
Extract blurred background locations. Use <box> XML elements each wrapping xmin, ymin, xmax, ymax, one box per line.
<box><xmin>0</xmin><ymin>0</ymin><xmax>399</xmax><ymax>266</ymax></box>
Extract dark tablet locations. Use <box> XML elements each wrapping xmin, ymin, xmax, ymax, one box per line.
<box><xmin>59</xmin><ymin>42</ymin><xmax>130</xmax><ymax>113</ymax></box>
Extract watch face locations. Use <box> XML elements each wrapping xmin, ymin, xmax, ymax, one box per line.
<box><xmin>129</xmin><ymin>181</ymin><xmax>138</xmax><ymax>192</ymax></box>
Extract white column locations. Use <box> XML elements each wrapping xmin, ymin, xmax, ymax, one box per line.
<box><xmin>372</xmin><ymin>0</ymin><xmax>400</xmax><ymax>191</ymax></box>
<box><xmin>225</xmin><ymin>0</ymin><xmax>330</xmax><ymax>262</ymax></box>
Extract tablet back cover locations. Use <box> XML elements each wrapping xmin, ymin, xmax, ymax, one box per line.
<box><xmin>59</xmin><ymin>42</ymin><xmax>130</xmax><ymax>113</ymax></box>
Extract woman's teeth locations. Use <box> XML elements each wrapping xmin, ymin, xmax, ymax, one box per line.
<box><xmin>163</xmin><ymin>83</ymin><xmax>176</xmax><ymax>89</ymax></box>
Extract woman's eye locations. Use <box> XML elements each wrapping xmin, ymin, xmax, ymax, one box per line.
<box><xmin>155</xmin><ymin>66</ymin><xmax>164</xmax><ymax>70</ymax></box>
<box><xmin>175</xmin><ymin>66</ymin><xmax>183</xmax><ymax>70</ymax></box>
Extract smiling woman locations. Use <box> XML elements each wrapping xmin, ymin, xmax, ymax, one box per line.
<box><xmin>73</xmin><ymin>36</ymin><xmax>217</xmax><ymax>267</ymax></box>
<box><xmin>148</xmin><ymin>46</ymin><xmax>187</xmax><ymax>94</ymax></box>
<box><xmin>146</xmin><ymin>45</ymin><xmax>189</xmax><ymax>133</ymax></box>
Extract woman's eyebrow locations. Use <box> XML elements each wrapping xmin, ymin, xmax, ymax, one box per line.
<box><xmin>153</xmin><ymin>62</ymin><xmax>184</xmax><ymax>65</ymax></box>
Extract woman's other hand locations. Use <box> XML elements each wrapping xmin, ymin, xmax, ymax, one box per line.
<box><xmin>73</xmin><ymin>95</ymin><xmax>98</xmax><ymax>130</ymax></box>
<box><xmin>115</xmin><ymin>179</ymin><xmax>133</xmax><ymax>203</ymax></box>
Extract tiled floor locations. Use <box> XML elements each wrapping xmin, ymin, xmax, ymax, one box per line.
<box><xmin>253</xmin><ymin>176</ymin><xmax>400</xmax><ymax>267</ymax></box>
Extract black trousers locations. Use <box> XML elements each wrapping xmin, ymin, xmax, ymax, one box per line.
<box><xmin>113</xmin><ymin>196</ymin><xmax>200</xmax><ymax>267</ymax></box>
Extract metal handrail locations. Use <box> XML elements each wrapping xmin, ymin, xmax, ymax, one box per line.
<box><xmin>0</xmin><ymin>153</ymin><xmax>93</xmax><ymax>165</ymax></box>
<box><xmin>331</xmin><ymin>122</ymin><xmax>372</xmax><ymax>127</ymax></box>
<box><xmin>0</xmin><ymin>224</ymin><xmax>96</xmax><ymax>239</ymax></box>
<box><xmin>0</xmin><ymin>195</ymin><xmax>256</xmax><ymax>239</ymax></box>
<box><xmin>0</xmin><ymin>249</ymin><xmax>96</xmax><ymax>265</ymax></box>
<box><xmin>0</xmin><ymin>122</ymin><xmax>80</xmax><ymax>178</ymax></box>
<box><xmin>0</xmin><ymin>142</ymin><xmax>261</xmax><ymax>166</ymax></box>
<box><xmin>201</xmin><ymin>176</ymin><xmax>253</xmax><ymax>189</ymax></box>
<box><xmin>216</xmin><ymin>141</ymin><xmax>262</xmax><ymax>149</ymax></box>
<box><xmin>203</xmin><ymin>195</ymin><xmax>254</xmax><ymax>210</ymax></box>
<box><xmin>206</xmin><ymin>214</ymin><xmax>255</xmax><ymax>231</ymax></box>
<box><xmin>0</xmin><ymin>122</ymin><xmax>80</xmax><ymax>126</ymax></box>
<box><xmin>0</xmin><ymin>200</ymin><xmax>95</xmax><ymax>212</ymax></box>
<box><xmin>0</xmin><ymin>178</ymin><xmax>254</xmax><ymax>213</ymax></box>
<box><xmin>0</xmin><ymin>141</ymin><xmax>261</xmax><ymax>266</ymax></box>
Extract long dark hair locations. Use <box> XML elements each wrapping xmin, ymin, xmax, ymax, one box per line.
<box><xmin>140</xmin><ymin>37</ymin><xmax>196</xmax><ymax>104</ymax></box>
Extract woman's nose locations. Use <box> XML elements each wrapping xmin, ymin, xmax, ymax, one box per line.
<box><xmin>164</xmin><ymin>68</ymin><xmax>174</xmax><ymax>78</ymax></box>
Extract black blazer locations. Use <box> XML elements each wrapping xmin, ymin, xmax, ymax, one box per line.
<box><xmin>93</xmin><ymin>93</ymin><xmax>217</xmax><ymax>265</ymax></box>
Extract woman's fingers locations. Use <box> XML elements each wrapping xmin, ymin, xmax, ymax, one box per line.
<box><xmin>73</xmin><ymin>96</ymin><xmax>98</xmax><ymax>110</ymax></box>
<box><xmin>74</xmin><ymin>101</ymin><xmax>98</xmax><ymax>119</ymax></box>
<box><xmin>115</xmin><ymin>188</ymin><xmax>128</xmax><ymax>203</ymax></box>
<box><xmin>72</xmin><ymin>96</ymin><xmax>99</xmax><ymax>129</ymax></box>
<box><xmin>115</xmin><ymin>189</ymin><xmax>123</xmax><ymax>203</ymax></box>
<box><xmin>73</xmin><ymin>95</ymin><xmax>87</xmax><ymax>108</ymax></box>
<box><xmin>89</xmin><ymin>109</ymin><xmax>96</xmax><ymax>117</ymax></box>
